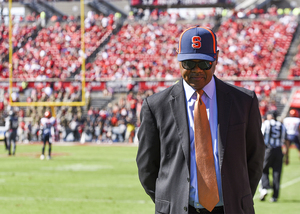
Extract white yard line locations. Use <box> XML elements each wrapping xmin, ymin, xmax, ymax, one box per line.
<box><xmin>254</xmin><ymin>177</ymin><xmax>300</xmax><ymax>200</ymax></box>
<box><xmin>280</xmin><ymin>176</ymin><xmax>300</xmax><ymax>188</ymax></box>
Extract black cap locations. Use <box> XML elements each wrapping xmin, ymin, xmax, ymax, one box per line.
<box><xmin>267</xmin><ymin>110</ymin><xmax>278</xmax><ymax>120</ymax></box>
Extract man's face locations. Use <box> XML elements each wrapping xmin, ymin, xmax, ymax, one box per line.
<box><xmin>179</xmin><ymin>52</ymin><xmax>218</xmax><ymax>91</ymax></box>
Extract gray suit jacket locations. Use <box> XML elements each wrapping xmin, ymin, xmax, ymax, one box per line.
<box><xmin>136</xmin><ymin>76</ymin><xmax>265</xmax><ymax>214</ymax></box>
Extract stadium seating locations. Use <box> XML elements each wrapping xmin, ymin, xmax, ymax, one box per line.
<box><xmin>1</xmin><ymin>7</ymin><xmax>298</xmax><ymax>81</ymax></box>
<box><xmin>289</xmin><ymin>43</ymin><xmax>300</xmax><ymax>77</ymax></box>
<box><xmin>215</xmin><ymin>15</ymin><xmax>297</xmax><ymax>79</ymax></box>
<box><xmin>89</xmin><ymin>21</ymin><xmax>214</xmax><ymax>80</ymax></box>
<box><xmin>11</xmin><ymin>14</ymin><xmax>113</xmax><ymax>80</ymax></box>
<box><xmin>0</xmin><ymin>23</ymin><xmax>38</xmax><ymax>74</ymax></box>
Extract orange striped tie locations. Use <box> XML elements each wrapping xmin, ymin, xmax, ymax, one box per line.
<box><xmin>194</xmin><ymin>90</ymin><xmax>219</xmax><ymax>212</ymax></box>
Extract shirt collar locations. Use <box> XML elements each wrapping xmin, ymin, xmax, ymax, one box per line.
<box><xmin>183</xmin><ymin>76</ymin><xmax>215</xmax><ymax>102</ymax></box>
<box><xmin>183</xmin><ymin>80</ymin><xmax>196</xmax><ymax>102</ymax></box>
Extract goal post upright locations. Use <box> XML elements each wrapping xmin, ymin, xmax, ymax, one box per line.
<box><xmin>8</xmin><ymin>0</ymin><xmax>13</xmax><ymax>105</ymax></box>
<box><xmin>80</xmin><ymin>0</ymin><xmax>86</xmax><ymax>107</ymax></box>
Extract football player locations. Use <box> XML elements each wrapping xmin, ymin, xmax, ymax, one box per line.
<box><xmin>39</xmin><ymin>111</ymin><xmax>56</xmax><ymax>160</ymax></box>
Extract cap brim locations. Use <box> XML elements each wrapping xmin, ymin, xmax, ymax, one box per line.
<box><xmin>177</xmin><ymin>53</ymin><xmax>216</xmax><ymax>62</ymax></box>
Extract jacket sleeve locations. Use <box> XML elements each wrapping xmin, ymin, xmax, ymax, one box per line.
<box><xmin>136</xmin><ymin>98</ymin><xmax>161</xmax><ymax>202</ymax></box>
<box><xmin>246</xmin><ymin>93</ymin><xmax>265</xmax><ymax>196</ymax></box>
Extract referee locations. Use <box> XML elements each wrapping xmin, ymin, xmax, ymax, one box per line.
<box><xmin>260</xmin><ymin>111</ymin><xmax>289</xmax><ymax>202</ymax></box>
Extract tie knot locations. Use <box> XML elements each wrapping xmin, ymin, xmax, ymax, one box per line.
<box><xmin>196</xmin><ymin>90</ymin><xmax>204</xmax><ymax>99</ymax></box>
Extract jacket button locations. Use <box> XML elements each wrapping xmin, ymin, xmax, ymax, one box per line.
<box><xmin>184</xmin><ymin>206</ymin><xmax>188</xmax><ymax>212</ymax></box>
<box><xmin>187</xmin><ymin>177</ymin><xmax>190</xmax><ymax>182</ymax></box>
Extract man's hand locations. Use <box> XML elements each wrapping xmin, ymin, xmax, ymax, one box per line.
<box><xmin>283</xmin><ymin>140</ymin><xmax>290</xmax><ymax>165</ymax></box>
<box><xmin>284</xmin><ymin>156</ymin><xmax>289</xmax><ymax>165</ymax></box>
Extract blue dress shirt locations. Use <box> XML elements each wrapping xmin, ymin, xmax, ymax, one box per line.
<box><xmin>183</xmin><ymin>78</ymin><xmax>224</xmax><ymax>208</ymax></box>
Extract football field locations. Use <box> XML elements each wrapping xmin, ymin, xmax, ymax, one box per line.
<box><xmin>0</xmin><ymin>143</ymin><xmax>300</xmax><ymax>214</ymax></box>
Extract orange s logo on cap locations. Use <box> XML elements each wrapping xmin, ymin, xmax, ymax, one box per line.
<box><xmin>192</xmin><ymin>36</ymin><xmax>201</xmax><ymax>49</ymax></box>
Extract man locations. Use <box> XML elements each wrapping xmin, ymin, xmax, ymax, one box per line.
<box><xmin>283</xmin><ymin>108</ymin><xmax>300</xmax><ymax>161</ymax></box>
<box><xmin>260</xmin><ymin>111</ymin><xmax>289</xmax><ymax>202</ymax></box>
<box><xmin>136</xmin><ymin>26</ymin><xmax>265</xmax><ymax>214</ymax></box>
<box><xmin>5</xmin><ymin>110</ymin><xmax>19</xmax><ymax>156</ymax></box>
<box><xmin>39</xmin><ymin>110</ymin><xmax>56</xmax><ymax>160</ymax></box>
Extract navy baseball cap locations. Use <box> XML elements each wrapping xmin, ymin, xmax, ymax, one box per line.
<box><xmin>177</xmin><ymin>26</ymin><xmax>217</xmax><ymax>62</ymax></box>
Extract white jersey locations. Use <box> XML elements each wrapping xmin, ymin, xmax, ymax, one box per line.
<box><xmin>283</xmin><ymin>117</ymin><xmax>300</xmax><ymax>136</ymax></box>
<box><xmin>40</xmin><ymin>117</ymin><xmax>56</xmax><ymax>136</ymax></box>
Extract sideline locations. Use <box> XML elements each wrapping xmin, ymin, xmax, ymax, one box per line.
<box><xmin>0</xmin><ymin>142</ymin><xmax>138</xmax><ymax>147</ymax></box>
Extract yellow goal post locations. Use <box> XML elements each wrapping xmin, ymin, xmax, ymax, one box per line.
<box><xmin>7</xmin><ymin>0</ymin><xmax>86</xmax><ymax>115</ymax></box>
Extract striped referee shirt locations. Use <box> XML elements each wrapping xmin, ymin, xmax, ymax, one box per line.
<box><xmin>262</xmin><ymin>119</ymin><xmax>287</xmax><ymax>148</ymax></box>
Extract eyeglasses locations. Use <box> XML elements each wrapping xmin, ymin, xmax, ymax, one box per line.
<box><xmin>181</xmin><ymin>60</ymin><xmax>213</xmax><ymax>70</ymax></box>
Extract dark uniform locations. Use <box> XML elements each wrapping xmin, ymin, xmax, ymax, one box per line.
<box><xmin>260</xmin><ymin>111</ymin><xmax>288</xmax><ymax>202</ymax></box>
<box><xmin>5</xmin><ymin>111</ymin><xmax>19</xmax><ymax>155</ymax></box>
<box><xmin>39</xmin><ymin>111</ymin><xmax>56</xmax><ymax>160</ymax></box>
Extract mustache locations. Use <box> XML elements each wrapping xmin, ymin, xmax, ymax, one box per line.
<box><xmin>189</xmin><ymin>73</ymin><xmax>206</xmax><ymax>78</ymax></box>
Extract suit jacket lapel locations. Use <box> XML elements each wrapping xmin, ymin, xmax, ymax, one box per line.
<box><xmin>215</xmin><ymin>76</ymin><xmax>231</xmax><ymax>169</ymax></box>
<box><xmin>169</xmin><ymin>79</ymin><xmax>190</xmax><ymax>169</ymax></box>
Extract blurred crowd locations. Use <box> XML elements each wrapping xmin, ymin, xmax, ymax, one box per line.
<box><xmin>1</xmin><ymin>6</ymin><xmax>300</xmax><ymax>81</ymax></box>
<box><xmin>215</xmin><ymin>14</ymin><xmax>297</xmax><ymax>79</ymax></box>
<box><xmin>0</xmin><ymin>12</ymin><xmax>115</xmax><ymax>80</ymax></box>
<box><xmin>0</xmin><ymin>89</ymin><xmax>155</xmax><ymax>144</ymax></box>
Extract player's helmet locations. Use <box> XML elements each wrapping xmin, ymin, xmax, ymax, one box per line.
<box><xmin>289</xmin><ymin>109</ymin><xmax>299</xmax><ymax>117</ymax></box>
<box><xmin>44</xmin><ymin>111</ymin><xmax>51</xmax><ymax>118</ymax></box>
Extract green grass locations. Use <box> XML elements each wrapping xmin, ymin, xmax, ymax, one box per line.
<box><xmin>0</xmin><ymin>143</ymin><xmax>153</xmax><ymax>214</ymax></box>
<box><xmin>1</xmin><ymin>144</ymin><xmax>300</xmax><ymax>214</ymax></box>
<box><xmin>254</xmin><ymin>148</ymin><xmax>300</xmax><ymax>214</ymax></box>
